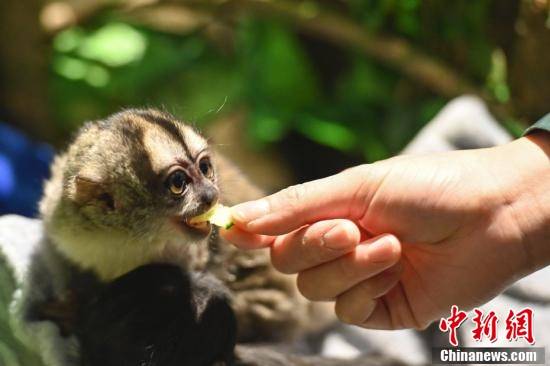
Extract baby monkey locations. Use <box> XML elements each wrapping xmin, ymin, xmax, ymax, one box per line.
<box><xmin>16</xmin><ymin>109</ymin><xmax>327</xmax><ymax>366</ymax></box>
<box><xmin>40</xmin><ymin>108</ymin><xmax>228</xmax><ymax>280</ymax></box>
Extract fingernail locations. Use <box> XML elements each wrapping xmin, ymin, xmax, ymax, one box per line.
<box><xmin>366</xmin><ymin>235</ymin><xmax>399</xmax><ymax>263</ymax></box>
<box><xmin>231</xmin><ymin>200</ymin><xmax>270</xmax><ymax>223</ymax></box>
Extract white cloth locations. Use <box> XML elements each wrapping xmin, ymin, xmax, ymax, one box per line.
<box><xmin>0</xmin><ymin>215</ymin><xmax>78</xmax><ymax>366</ymax></box>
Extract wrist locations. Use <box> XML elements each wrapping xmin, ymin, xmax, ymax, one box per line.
<box><xmin>493</xmin><ymin>132</ymin><xmax>550</xmax><ymax>273</ymax></box>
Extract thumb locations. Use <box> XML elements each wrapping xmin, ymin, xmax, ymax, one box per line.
<box><xmin>231</xmin><ymin>166</ymin><xmax>371</xmax><ymax>235</ymax></box>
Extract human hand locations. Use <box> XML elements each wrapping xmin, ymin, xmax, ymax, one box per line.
<box><xmin>221</xmin><ymin>134</ymin><xmax>550</xmax><ymax>329</ymax></box>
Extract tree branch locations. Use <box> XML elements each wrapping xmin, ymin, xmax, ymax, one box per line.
<box><xmin>45</xmin><ymin>0</ymin><xmax>519</xmax><ymax>122</ymax></box>
<box><xmin>178</xmin><ymin>0</ymin><xmax>519</xmax><ymax>122</ymax></box>
<box><xmin>177</xmin><ymin>0</ymin><xmax>478</xmax><ymax>98</ymax></box>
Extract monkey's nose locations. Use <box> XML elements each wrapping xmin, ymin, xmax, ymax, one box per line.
<box><xmin>200</xmin><ymin>186</ymin><xmax>218</xmax><ymax>207</ymax></box>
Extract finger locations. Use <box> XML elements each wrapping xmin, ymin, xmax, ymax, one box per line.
<box><xmin>297</xmin><ymin>234</ymin><xmax>401</xmax><ymax>301</ymax></box>
<box><xmin>360</xmin><ymin>281</ymin><xmax>427</xmax><ymax>330</ymax></box>
<box><xmin>220</xmin><ymin>225</ymin><xmax>275</xmax><ymax>249</ymax></box>
<box><xmin>271</xmin><ymin>219</ymin><xmax>361</xmax><ymax>274</ymax></box>
<box><xmin>334</xmin><ymin>263</ymin><xmax>402</xmax><ymax>326</ymax></box>
<box><xmin>231</xmin><ymin>166</ymin><xmax>370</xmax><ymax>235</ymax></box>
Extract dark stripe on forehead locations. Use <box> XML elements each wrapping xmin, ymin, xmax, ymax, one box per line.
<box><xmin>134</xmin><ymin>110</ymin><xmax>193</xmax><ymax>159</ymax></box>
<box><xmin>121</xmin><ymin>123</ymin><xmax>156</xmax><ymax>190</ymax></box>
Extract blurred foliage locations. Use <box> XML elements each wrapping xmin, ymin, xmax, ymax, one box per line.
<box><xmin>49</xmin><ymin>0</ymin><xmax>512</xmax><ymax>162</ymax></box>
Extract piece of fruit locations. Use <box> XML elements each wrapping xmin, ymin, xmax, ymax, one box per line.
<box><xmin>189</xmin><ymin>204</ymin><xmax>234</xmax><ymax>229</ymax></box>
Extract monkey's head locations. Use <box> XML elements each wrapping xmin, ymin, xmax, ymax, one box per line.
<box><xmin>40</xmin><ymin>109</ymin><xmax>220</xmax><ymax>280</ymax></box>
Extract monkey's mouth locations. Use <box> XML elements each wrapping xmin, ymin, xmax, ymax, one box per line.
<box><xmin>173</xmin><ymin>217</ymin><xmax>212</xmax><ymax>237</ymax></box>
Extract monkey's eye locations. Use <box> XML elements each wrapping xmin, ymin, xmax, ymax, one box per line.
<box><xmin>166</xmin><ymin>170</ymin><xmax>188</xmax><ymax>195</ymax></box>
<box><xmin>198</xmin><ymin>158</ymin><xmax>212</xmax><ymax>177</ymax></box>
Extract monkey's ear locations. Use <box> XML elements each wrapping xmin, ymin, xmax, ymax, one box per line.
<box><xmin>73</xmin><ymin>175</ymin><xmax>115</xmax><ymax>210</ymax></box>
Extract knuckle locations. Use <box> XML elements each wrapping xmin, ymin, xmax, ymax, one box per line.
<box><xmin>278</xmin><ymin>184</ymin><xmax>308</xmax><ymax>214</ymax></box>
<box><xmin>288</xmin><ymin>183</ymin><xmax>308</xmax><ymax>201</ymax></box>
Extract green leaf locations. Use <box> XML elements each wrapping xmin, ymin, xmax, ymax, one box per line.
<box><xmin>336</xmin><ymin>58</ymin><xmax>395</xmax><ymax>106</ymax></box>
<box><xmin>362</xmin><ymin>133</ymin><xmax>389</xmax><ymax>162</ymax></box>
<box><xmin>77</xmin><ymin>23</ymin><xmax>148</xmax><ymax>67</ymax></box>
<box><xmin>53</xmin><ymin>55</ymin><xmax>88</xmax><ymax>80</ymax></box>
<box><xmin>238</xmin><ymin>21</ymin><xmax>319</xmax><ymax>113</ymax></box>
<box><xmin>296</xmin><ymin>116</ymin><xmax>358</xmax><ymax>152</ymax></box>
<box><xmin>486</xmin><ymin>48</ymin><xmax>510</xmax><ymax>103</ymax></box>
<box><xmin>248</xmin><ymin>111</ymin><xmax>288</xmax><ymax>147</ymax></box>
<box><xmin>53</xmin><ymin>28</ymin><xmax>85</xmax><ymax>53</ymax></box>
<box><xmin>168</xmin><ymin>60</ymin><xmax>242</xmax><ymax>123</ymax></box>
<box><xmin>501</xmin><ymin>118</ymin><xmax>525</xmax><ymax>138</ymax></box>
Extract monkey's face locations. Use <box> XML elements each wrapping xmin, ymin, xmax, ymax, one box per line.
<box><xmin>46</xmin><ymin>110</ymin><xmax>221</xmax><ymax>279</ymax></box>
<box><xmin>156</xmin><ymin>148</ymin><xmax>218</xmax><ymax>237</ymax></box>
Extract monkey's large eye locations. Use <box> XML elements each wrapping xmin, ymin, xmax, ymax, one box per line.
<box><xmin>166</xmin><ymin>170</ymin><xmax>188</xmax><ymax>195</ymax></box>
<box><xmin>198</xmin><ymin>158</ymin><xmax>212</xmax><ymax>177</ymax></box>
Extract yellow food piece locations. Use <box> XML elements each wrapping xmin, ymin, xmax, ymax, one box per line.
<box><xmin>189</xmin><ymin>204</ymin><xmax>234</xmax><ymax>229</ymax></box>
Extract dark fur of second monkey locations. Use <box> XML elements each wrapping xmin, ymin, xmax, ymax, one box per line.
<box><xmin>76</xmin><ymin>264</ymin><xmax>236</xmax><ymax>366</ymax></box>
<box><xmin>75</xmin><ymin>264</ymin><xmax>408</xmax><ymax>366</ymax></box>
